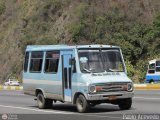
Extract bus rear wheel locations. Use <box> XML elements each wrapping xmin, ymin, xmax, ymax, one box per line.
<box><xmin>149</xmin><ymin>80</ymin><xmax>154</xmax><ymax>84</ymax></box>
<box><xmin>76</xmin><ymin>94</ymin><xmax>90</xmax><ymax>113</ymax></box>
<box><xmin>37</xmin><ymin>92</ymin><xmax>53</xmax><ymax>109</ymax></box>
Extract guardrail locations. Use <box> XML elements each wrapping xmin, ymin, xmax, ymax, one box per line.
<box><xmin>0</xmin><ymin>84</ymin><xmax>160</xmax><ymax>90</ymax></box>
<box><xmin>0</xmin><ymin>86</ymin><xmax>23</xmax><ymax>90</ymax></box>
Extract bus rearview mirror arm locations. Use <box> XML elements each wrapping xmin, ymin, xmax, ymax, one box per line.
<box><xmin>69</xmin><ymin>58</ymin><xmax>76</xmax><ymax>65</ymax></box>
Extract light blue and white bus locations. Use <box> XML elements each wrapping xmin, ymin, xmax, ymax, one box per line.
<box><xmin>23</xmin><ymin>45</ymin><xmax>134</xmax><ymax>112</ymax></box>
<box><xmin>145</xmin><ymin>59</ymin><xmax>160</xmax><ymax>83</ymax></box>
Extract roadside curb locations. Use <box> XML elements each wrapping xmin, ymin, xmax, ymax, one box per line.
<box><xmin>134</xmin><ymin>84</ymin><xmax>160</xmax><ymax>90</ymax></box>
<box><xmin>0</xmin><ymin>86</ymin><xmax>23</xmax><ymax>90</ymax></box>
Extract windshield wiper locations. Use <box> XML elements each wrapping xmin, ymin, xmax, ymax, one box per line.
<box><xmin>107</xmin><ymin>68</ymin><xmax>119</xmax><ymax>72</ymax></box>
<box><xmin>82</xmin><ymin>67</ymin><xmax>91</xmax><ymax>73</ymax></box>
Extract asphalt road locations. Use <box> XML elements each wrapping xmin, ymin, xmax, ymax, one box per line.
<box><xmin>0</xmin><ymin>90</ymin><xmax>160</xmax><ymax>120</ymax></box>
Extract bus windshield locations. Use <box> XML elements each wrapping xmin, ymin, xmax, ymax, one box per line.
<box><xmin>78</xmin><ymin>48</ymin><xmax>124</xmax><ymax>73</ymax></box>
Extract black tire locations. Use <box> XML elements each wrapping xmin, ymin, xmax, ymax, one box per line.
<box><xmin>76</xmin><ymin>95</ymin><xmax>90</xmax><ymax>113</ymax></box>
<box><xmin>89</xmin><ymin>102</ymin><xmax>97</xmax><ymax>107</ymax></box>
<box><xmin>149</xmin><ymin>80</ymin><xmax>154</xmax><ymax>84</ymax></box>
<box><xmin>46</xmin><ymin>99</ymin><xmax>53</xmax><ymax>108</ymax></box>
<box><xmin>37</xmin><ymin>92</ymin><xmax>53</xmax><ymax>109</ymax></box>
<box><xmin>118</xmin><ymin>98</ymin><xmax>132</xmax><ymax>110</ymax></box>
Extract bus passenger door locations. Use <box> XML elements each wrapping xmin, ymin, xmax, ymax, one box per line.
<box><xmin>62</xmin><ymin>54</ymin><xmax>72</xmax><ymax>102</ymax></box>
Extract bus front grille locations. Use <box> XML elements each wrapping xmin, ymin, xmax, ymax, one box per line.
<box><xmin>95</xmin><ymin>82</ymin><xmax>128</xmax><ymax>92</ymax></box>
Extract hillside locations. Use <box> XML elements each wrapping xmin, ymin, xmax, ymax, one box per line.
<box><xmin>0</xmin><ymin>0</ymin><xmax>160</xmax><ymax>83</ymax></box>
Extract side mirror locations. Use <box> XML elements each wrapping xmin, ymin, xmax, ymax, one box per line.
<box><xmin>69</xmin><ymin>58</ymin><xmax>76</xmax><ymax>65</ymax></box>
<box><xmin>69</xmin><ymin>58</ymin><xmax>76</xmax><ymax>73</ymax></box>
<box><xmin>144</xmin><ymin>65</ymin><xmax>147</xmax><ymax>69</ymax></box>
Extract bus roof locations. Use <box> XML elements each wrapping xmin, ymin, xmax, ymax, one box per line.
<box><xmin>149</xmin><ymin>59</ymin><xmax>160</xmax><ymax>64</ymax></box>
<box><xmin>26</xmin><ymin>44</ymin><xmax>120</xmax><ymax>51</ymax></box>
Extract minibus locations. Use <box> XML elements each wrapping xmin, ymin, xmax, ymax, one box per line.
<box><xmin>145</xmin><ymin>59</ymin><xmax>160</xmax><ymax>83</ymax></box>
<box><xmin>23</xmin><ymin>45</ymin><xmax>134</xmax><ymax>112</ymax></box>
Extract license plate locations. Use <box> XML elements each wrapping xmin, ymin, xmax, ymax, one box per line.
<box><xmin>108</xmin><ymin>96</ymin><xmax>117</xmax><ymax>100</ymax></box>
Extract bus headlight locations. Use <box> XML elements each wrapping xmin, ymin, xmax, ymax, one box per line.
<box><xmin>127</xmin><ymin>83</ymin><xmax>133</xmax><ymax>91</ymax></box>
<box><xmin>89</xmin><ymin>85</ymin><xmax>96</xmax><ymax>93</ymax></box>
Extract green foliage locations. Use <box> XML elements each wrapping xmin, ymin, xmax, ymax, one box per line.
<box><xmin>75</xmin><ymin>3</ymin><xmax>89</xmax><ymax>20</ymax></box>
<box><xmin>43</xmin><ymin>0</ymin><xmax>63</xmax><ymax>15</ymax></box>
<box><xmin>69</xmin><ymin>3</ymin><xmax>91</xmax><ymax>42</ymax></box>
<box><xmin>68</xmin><ymin>5</ymin><xmax>160</xmax><ymax>82</ymax></box>
<box><xmin>43</xmin><ymin>0</ymin><xmax>70</xmax><ymax>17</ymax></box>
<box><xmin>125</xmin><ymin>60</ymin><xmax>135</xmax><ymax>79</ymax></box>
<box><xmin>153</xmin><ymin>15</ymin><xmax>160</xmax><ymax>36</ymax></box>
<box><xmin>135</xmin><ymin>60</ymin><xmax>148</xmax><ymax>83</ymax></box>
<box><xmin>152</xmin><ymin>15</ymin><xmax>160</xmax><ymax>52</ymax></box>
<box><xmin>69</xmin><ymin>22</ymin><xmax>86</xmax><ymax>42</ymax></box>
<box><xmin>0</xmin><ymin>0</ymin><xmax>160</xmax><ymax>83</ymax></box>
<box><xmin>70</xmin><ymin>7</ymin><xmax>152</xmax><ymax>62</ymax></box>
<box><xmin>126</xmin><ymin>24</ymin><xmax>153</xmax><ymax>62</ymax></box>
<box><xmin>0</xmin><ymin>0</ymin><xmax>6</xmax><ymax>15</ymax></box>
<box><xmin>36</xmin><ymin>36</ymin><xmax>59</xmax><ymax>45</ymax></box>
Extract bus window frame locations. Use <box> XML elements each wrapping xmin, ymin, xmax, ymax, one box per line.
<box><xmin>44</xmin><ymin>50</ymin><xmax>60</xmax><ymax>74</ymax></box>
<box><xmin>29</xmin><ymin>51</ymin><xmax>44</xmax><ymax>73</ymax></box>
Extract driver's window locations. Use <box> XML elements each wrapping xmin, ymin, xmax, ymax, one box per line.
<box><xmin>148</xmin><ymin>63</ymin><xmax>155</xmax><ymax>74</ymax></box>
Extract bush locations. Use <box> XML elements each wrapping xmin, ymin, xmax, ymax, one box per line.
<box><xmin>69</xmin><ymin>22</ymin><xmax>86</xmax><ymax>42</ymax></box>
<box><xmin>0</xmin><ymin>0</ymin><xmax>6</xmax><ymax>15</ymax></box>
<box><xmin>125</xmin><ymin>60</ymin><xmax>135</xmax><ymax>79</ymax></box>
<box><xmin>36</xmin><ymin>36</ymin><xmax>59</xmax><ymax>45</ymax></box>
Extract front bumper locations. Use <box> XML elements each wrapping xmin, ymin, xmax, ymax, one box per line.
<box><xmin>87</xmin><ymin>91</ymin><xmax>134</xmax><ymax>101</ymax></box>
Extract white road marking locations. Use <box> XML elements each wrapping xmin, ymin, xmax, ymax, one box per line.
<box><xmin>0</xmin><ymin>104</ymin><xmax>121</xmax><ymax>119</ymax></box>
<box><xmin>80</xmin><ymin>114</ymin><xmax>121</xmax><ymax>119</ymax></box>
<box><xmin>0</xmin><ymin>92</ymin><xmax>25</xmax><ymax>96</ymax></box>
<box><xmin>134</xmin><ymin>97</ymin><xmax>160</xmax><ymax>100</ymax></box>
<box><xmin>0</xmin><ymin>104</ymin><xmax>72</xmax><ymax>114</ymax></box>
<box><xmin>0</xmin><ymin>93</ymin><xmax>25</xmax><ymax>96</ymax></box>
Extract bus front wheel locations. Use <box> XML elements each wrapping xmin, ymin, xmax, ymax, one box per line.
<box><xmin>118</xmin><ymin>98</ymin><xmax>132</xmax><ymax>110</ymax></box>
<box><xmin>76</xmin><ymin>94</ymin><xmax>90</xmax><ymax>113</ymax></box>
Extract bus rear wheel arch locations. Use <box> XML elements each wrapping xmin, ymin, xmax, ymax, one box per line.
<box><xmin>149</xmin><ymin>80</ymin><xmax>154</xmax><ymax>84</ymax></box>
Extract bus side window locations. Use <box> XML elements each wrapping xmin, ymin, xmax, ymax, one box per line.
<box><xmin>24</xmin><ymin>52</ymin><xmax>29</xmax><ymax>72</ymax></box>
<box><xmin>156</xmin><ymin>61</ymin><xmax>160</xmax><ymax>72</ymax></box>
<box><xmin>148</xmin><ymin>70</ymin><xmax>155</xmax><ymax>74</ymax></box>
<box><xmin>156</xmin><ymin>67</ymin><xmax>160</xmax><ymax>72</ymax></box>
<box><xmin>30</xmin><ymin>51</ymin><xmax>43</xmax><ymax>73</ymax></box>
<box><xmin>156</xmin><ymin>61</ymin><xmax>160</xmax><ymax>66</ymax></box>
<box><xmin>44</xmin><ymin>51</ymin><xmax>60</xmax><ymax>73</ymax></box>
